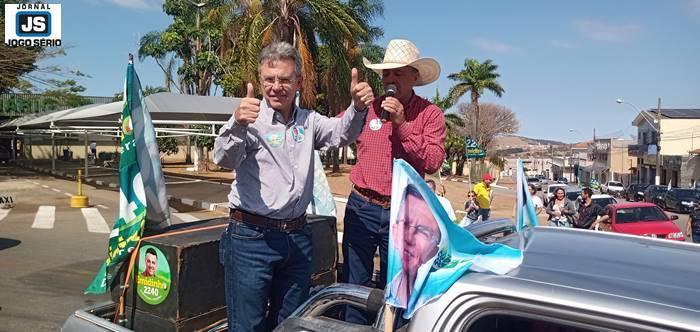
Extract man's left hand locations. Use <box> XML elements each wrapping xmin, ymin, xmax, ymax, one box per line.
<box><xmin>381</xmin><ymin>96</ymin><xmax>405</xmax><ymax>126</ymax></box>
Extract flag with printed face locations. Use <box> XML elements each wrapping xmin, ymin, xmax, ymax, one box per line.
<box><xmin>516</xmin><ymin>159</ymin><xmax>539</xmax><ymax>231</ymax></box>
<box><xmin>85</xmin><ymin>60</ymin><xmax>169</xmax><ymax>293</ymax></box>
<box><xmin>385</xmin><ymin>159</ymin><xmax>523</xmax><ymax>318</ymax></box>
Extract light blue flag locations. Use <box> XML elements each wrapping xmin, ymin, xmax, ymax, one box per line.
<box><xmin>516</xmin><ymin>159</ymin><xmax>539</xmax><ymax>231</ymax></box>
<box><xmin>306</xmin><ymin>151</ymin><xmax>336</xmax><ymax>217</ymax></box>
<box><xmin>385</xmin><ymin>159</ymin><xmax>523</xmax><ymax>318</ymax></box>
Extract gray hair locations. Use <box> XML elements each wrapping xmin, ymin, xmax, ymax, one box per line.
<box><xmin>259</xmin><ymin>42</ymin><xmax>302</xmax><ymax>77</ymax></box>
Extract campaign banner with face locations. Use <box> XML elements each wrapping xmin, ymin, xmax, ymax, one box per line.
<box><xmin>385</xmin><ymin>159</ymin><xmax>523</xmax><ymax>318</ymax></box>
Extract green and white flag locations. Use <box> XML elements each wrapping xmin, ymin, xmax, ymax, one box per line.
<box><xmin>85</xmin><ymin>60</ymin><xmax>168</xmax><ymax>294</ymax></box>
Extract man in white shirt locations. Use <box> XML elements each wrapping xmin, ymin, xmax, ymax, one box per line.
<box><xmin>426</xmin><ymin>179</ymin><xmax>456</xmax><ymax>221</ymax></box>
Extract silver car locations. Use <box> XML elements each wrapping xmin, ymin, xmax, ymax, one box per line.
<box><xmin>277</xmin><ymin>227</ymin><xmax>700</xmax><ymax>331</ymax></box>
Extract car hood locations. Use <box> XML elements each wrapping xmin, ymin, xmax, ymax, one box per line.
<box><xmin>614</xmin><ymin>221</ymin><xmax>680</xmax><ymax>235</ymax></box>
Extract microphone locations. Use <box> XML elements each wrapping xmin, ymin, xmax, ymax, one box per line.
<box><xmin>381</xmin><ymin>84</ymin><xmax>397</xmax><ymax>121</ymax></box>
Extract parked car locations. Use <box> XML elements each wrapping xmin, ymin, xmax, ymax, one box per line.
<box><xmin>555</xmin><ymin>177</ymin><xmax>569</xmax><ymax>184</ymax></box>
<box><xmin>624</xmin><ymin>183</ymin><xmax>649</xmax><ymax>202</ymax></box>
<box><xmin>597</xmin><ymin>202</ymin><xmax>684</xmax><ymax>241</ymax></box>
<box><xmin>535</xmin><ymin>174</ymin><xmax>548</xmax><ymax>185</ymax></box>
<box><xmin>527</xmin><ymin>177</ymin><xmax>542</xmax><ymax>191</ymax></box>
<box><xmin>643</xmin><ymin>185</ymin><xmax>669</xmax><ymax>206</ymax></box>
<box><xmin>275</xmin><ymin>227</ymin><xmax>700</xmax><ymax>332</ymax></box>
<box><xmin>0</xmin><ymin>146</ymin><xmax>10</xmax><ymax>164</ymax></box>
<box><xmin>591</xmin><ymin>194</ymin><xmax>617</xmax><ymax>209</ymax></box>
<box><xmin>601</xmin><ymin>181</ymin><xmax>624</xmax><ymax>196</ymax></box>
<box><xmin>662</xmin><ymin>188</ymin><xmax>700</xmax><ymax>213</ymax></box>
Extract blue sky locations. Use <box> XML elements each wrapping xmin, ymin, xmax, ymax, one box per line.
<box><xmin>44</xmin><ymin>0</ymin><xmax>700</xmax><ymax>142</ymax></box>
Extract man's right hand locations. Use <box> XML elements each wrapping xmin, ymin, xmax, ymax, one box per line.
<box><xmin>234</xmin><ymin>83</ymin><xmax>261</xmax><ymax>126</ymax></box>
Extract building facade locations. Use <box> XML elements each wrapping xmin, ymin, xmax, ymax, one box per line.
<box><xmin>631</xmin><ymin>109</ymin><xmax>700</xmax><ymax>187</ymax></box>
<box><xmin>587</xmin><ymin>138</ymin><xmax>637</xmax><ymax>186</ymax></box>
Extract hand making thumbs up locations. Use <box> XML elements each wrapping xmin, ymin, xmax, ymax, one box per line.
<box><xmin>234</xmin><ymin>82</ymin><xmax>261</xmax><ymax>126</ymax></box>
<box><xmin>350</xmin><ymin>68</ymin><xmax>374</xmax><ymax>111</ymax></box>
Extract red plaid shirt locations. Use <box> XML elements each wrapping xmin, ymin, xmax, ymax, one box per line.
<box><xmin>350</xmin><ymin>93</ymin><xmax>446</xmax><ymax>196</ymax></box>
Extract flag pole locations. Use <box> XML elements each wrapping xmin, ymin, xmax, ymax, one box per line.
<box><xmin>384</xmin><ymin>304</ymin><xmax>395</xmax><ymax>332</ymax></box>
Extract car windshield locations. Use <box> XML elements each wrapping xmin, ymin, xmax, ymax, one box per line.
<box><xmin>608</xmin><ymin>181</ymin><xmax>623</xmax><ymax>187</ymax></box>
<box><xmin>566</xmin><ymin>192</ymin><xmax>580</xmax><ymax>201</ymax></box>
<box><xmin>649</xmin><ymin>186</ymin><xmax>668</xmax><ymax>194</ymax></box>
<box><xmin>616</xmin><ymin>206</ymin><xmax>668</xmax><ymax>224</ymax></box>
<box><xmin>527</xmin><ymin>178</ymin><xmax>539</xmax><ymax>182</ymax></box>
<box><xmin>548</xmin><ymin>186</ymin><xmax>564</xmax><ymax>193</ymax></box>
<box><xmin>674</xmin><ymin>189</ymin><xmax>700</xmax><ymax>199</ymax></box>
<box><xmin>593</xmin><ymin>198</ymin><xmax>616</xmax><ymax>208</ymax></box>
<box><xmin>632</xmin><ymin>184</ymin><xmax>648</xmax><ymax>190</ymax></box>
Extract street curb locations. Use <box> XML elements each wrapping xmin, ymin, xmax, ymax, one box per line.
<box><xmin>17</xmin><ymin>162</ymin><xmax>226</xmax><ymax>213</ymax></box>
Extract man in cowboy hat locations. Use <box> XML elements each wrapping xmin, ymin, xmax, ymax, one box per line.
<box><xmin>340</xmin><ymin>39</ymin><xmax>446</xmax><ymax>324</ymax></box>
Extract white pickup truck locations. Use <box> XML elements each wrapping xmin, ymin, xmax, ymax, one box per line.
<box><xmin>601</xmin><ymin>181</ymin><xmax>624</xmax><ymax>196</ymax></box>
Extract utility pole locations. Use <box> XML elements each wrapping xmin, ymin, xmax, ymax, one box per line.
<box><xmin>592</xmin><ymin>128</ymin><xmax>596</xmax><ymax>183</ymax></box>
<box><xmin>655</xmin><ymin>97</ymin><xmax>662</xmax><ymax>185</ymax></box>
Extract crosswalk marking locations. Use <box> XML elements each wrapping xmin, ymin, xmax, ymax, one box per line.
<box><xmin>172</xmin><ymin>213</ymin><xmax>198</xmax><ymax>223</ymax></box>
<box><xmin>0</xmin><ymin>209</ymin><xmax>10</xmax><ymax>222</ymax></box>
<box><xmin>32</xmin><ymin>206</ymin><xmax>55</xmax><ymax>229</ymax></box>
<box><xmin>81</xmin><ymin>208</ymin><xmax>111</xmax><ymax>233</ymax></box>
<box><xmin>51</xmin><ymin>188</ymin><xmax>61</xmax><ymax>193</ymax></box>
<box><xmin>63</xmin><ymin>193</ymin><xmax>72</xmax><ymax>197</ymax></box>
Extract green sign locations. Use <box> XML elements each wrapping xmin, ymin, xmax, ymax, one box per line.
<box><xmin>137</xmin><ymin>245</ymin><xmax>171</xmax><ymax>305</ymax></box>
<box><xmin>465</xmin><ymin>137</ymin><xmax>486</xmax><ymax>159</ymax></box>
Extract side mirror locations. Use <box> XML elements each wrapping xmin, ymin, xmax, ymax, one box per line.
<box><xmin>670</xmin><ymin>215</ymin><xmax>679</xmax><ymax>220</ymax></box>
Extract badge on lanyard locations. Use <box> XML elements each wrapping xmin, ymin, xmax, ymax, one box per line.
<box><xmin>369</xmin><ymin>118</ymin><xmax>382</xmax><ymax>131</ymax></box>
<box><xmin>292</xmin><ymin>126</ymin><xmax>305</xmax><ymax>143</ymax></box>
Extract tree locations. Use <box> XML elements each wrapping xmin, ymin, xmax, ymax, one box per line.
<box><xmin>431</xmin><ymin>89</ymin><xmax>466</xmax><ymax>174</ymax></box>
<box><xmin>457</xmin><ymin>102</ymin><xmax>519</xmax><ymax>150</ymax></box>
<box><xmin>447</xmin><ymin>59</ymin><xmax>504</xmax><ymax>145</ymax></box>
<box><xmin>219</xmin><ymin>0</ymin><xmax>379</xmax><ymax>108</ymax></box>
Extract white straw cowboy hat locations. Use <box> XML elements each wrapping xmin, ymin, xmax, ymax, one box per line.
<box><xmin>362</xmin><ymin>39</ymin><xmax>441</xmax><ymax>86</ymax></box>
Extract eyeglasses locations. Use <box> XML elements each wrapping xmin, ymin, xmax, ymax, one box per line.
<box><xmin>399</xmin><ymin>220</ymin><xmax>439</xmax><ymax>243</ymax></box>
<box><xmin>261</xmin><ymin>76</ymin><xmax>295</xmax><ymax>88</ymax></box>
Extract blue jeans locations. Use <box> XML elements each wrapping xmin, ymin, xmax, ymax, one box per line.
<box><xmin>219</xmin><ymin>220</ymin><xmax>312</xmax><ymax>332</ymax></box>
<box><xmin>692</xmin><ymin>231</ymin><xmax>700</xmax><ymax>244</ymax></box>
<box><xmin>478</xmin><ymin>208</ymin><xmax>491</xmax><ymax>221</ymax></box>
<box><xmin>341</xmin><ymin>191</ymin><xmax>390</xmax><ymax>324</ymax></box>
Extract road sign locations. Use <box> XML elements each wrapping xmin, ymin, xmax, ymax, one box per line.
<box><xmin>465</xmin><ymin>137</ymin><xmax>486</xmax><ymax>159</ymax></box>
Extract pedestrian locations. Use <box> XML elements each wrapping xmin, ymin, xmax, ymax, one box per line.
<box><xmin>340</xmin><ymin>39</ymin><xmax>446</xmax><ymax>324</ymax></box>
<box><xmin>474</xmin><ymin>173</ymin><xmax>495</xmax><ymax>221</ymax></box>
<box><xmin>426</xmin><ymin>179</ymin><xmax>456</xmax><ymax>222</ymax></box>
<box><xmin>545</xmin><ymin>187</ymin><xmax>576</xmax><ymax>227</ymax></box>
<box><xmin>90</xmin><ymin>141</ymin><xmax>97</xmax><ymax>163</ymax></box>
<box><xmin>213</xmin><ymin>41</ymin><xmax>373</xmax><ymax>332</ymax></box>
<box><xmin>529</xmin><ymin>184</ymin><xmax>544</xmax><ymax>216</ymax></box>
<box><xmin>575</xmin><ymin>187</ymin><xmax>602</xmax><ymax>229</ymax></box>
<box><xmin>460</xmin><ymin>190</ymin><xmax>481</xmax><ymax>227</ymax></box>
<box><xmin>686</xmin><ymin>205</ymin><xmax>700</xmax><ymax>243</ymax></box>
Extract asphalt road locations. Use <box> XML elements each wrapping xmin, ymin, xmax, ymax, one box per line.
<box><xmin>0</xmin><ymin>165</ymin><xmax>224</xmax><ymax>331</ymax></box>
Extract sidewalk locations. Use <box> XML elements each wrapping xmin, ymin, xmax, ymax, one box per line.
<box><xmin>16</xmin><ymin>159</ymin><xmax>517</xmax><ymax>221</ymax></box>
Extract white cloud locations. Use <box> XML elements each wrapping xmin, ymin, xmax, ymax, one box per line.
<box><xmin>109</xmin><ymin>0</ymin><xmax>162</xmax><ymax>9</ymax></box>
<box><xmin>549</xmin><ymin>40</ymin><xmax>578</xmax><ymax>49</ymax></box>
<box><xmin>473</xmin><ymin>38</ymin><xmax>516</xmax><ymax>53</ymax></box>
<box><xmin>575</xmin><ymin>19</ymin><xmax>642</xmax><ymax>42</ymax></box>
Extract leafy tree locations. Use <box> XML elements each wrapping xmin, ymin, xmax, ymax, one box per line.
<box><xmin>431</xmin><ymin>88</ymin><xmax>466</xmax><ymax>174</ymax></box>
<box><xmin>447</xmin><ymin>59</ymin><xmax>505</xmax><ymax>146</ymax></box>
<box><xmin>41</xmin><ymin>79</ymin><xmax>92</xmax><ymax>109</ymax></box>
<box><xmin>218</xmin><ymin>0</ymin><xmax>381</xmax><ymax>108</ymax></box>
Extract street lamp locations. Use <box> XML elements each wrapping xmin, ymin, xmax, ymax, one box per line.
<box><xmin>616</xmin><ymin>97</ymin><xmax>663</xmax><ymax>185</ymax></box>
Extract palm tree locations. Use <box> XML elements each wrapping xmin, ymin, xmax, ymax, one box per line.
<box><xmin>218</xmin><ymin>0</ymin><xmax>379</xmax><ymax>108</ymax></box>
<box><xmin>447</xmin><ymin>58</ymin><xmax>504</xmax><ymax>145</ymax></box>
<box><xmin>432</xmin><ymin>89</ymin><xmax>467</xmax><ymax>175</ymax></box>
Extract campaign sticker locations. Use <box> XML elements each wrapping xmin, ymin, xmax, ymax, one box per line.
<box><xmin>265</xmin><ymin>131</ymin><xmax>284</xmax><ymax>148</ymax></box>
<box><xmin>292</xmin><ymin>126</ymin><xmax>305</xmax><ymax>143</ymax></box>
<box><xmin>369</xmin><ymin>118</ymin><xmax>382</xmax><ymax>131</ymax></box>
<box><xmin>137</xmin><ymin>245</ymin><xmax>171</xmax><ymax>305</ymax></box>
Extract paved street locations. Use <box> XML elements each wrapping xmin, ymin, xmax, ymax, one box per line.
<box><xmin>0</xmin><ymin>165</ymin><xmax>223</xmax><ymax>331</ymax></box>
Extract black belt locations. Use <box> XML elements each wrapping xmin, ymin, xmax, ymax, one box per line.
<box><xmin>229</xmin><ymin>208</ymin><xmax>306</xmax><ymax>232</ymax></box>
